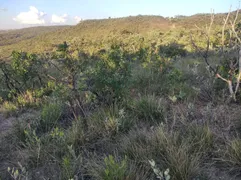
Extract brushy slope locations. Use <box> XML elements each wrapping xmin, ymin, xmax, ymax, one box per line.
<box><xmin>1</xmin><ymin>12</ymin><xmax>239</xmax><ymax>60</ymax></box>
<box><xmin>1</xmin><ymin>10</ymin><xmax>241</xmax><ymax>179</ymax></box>
<box><xmin>0</xmin><ymin>26</ymin><xmax>70</xmax><ymax>46</ymax></box>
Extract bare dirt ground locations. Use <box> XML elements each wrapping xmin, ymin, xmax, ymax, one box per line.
<box><xmin>0</xmin><ymin>114</ymin><xmax>14</xmax><ymax>138</ymax></box>
<box><xmin>0</xmin><ymin>114</ymin><xmax>15</xmax><ymax>178</ymax></box>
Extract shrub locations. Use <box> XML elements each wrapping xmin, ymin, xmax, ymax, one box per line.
<box><xmin>1</xmin><ymin>101</ymin><xmax>18</xmax><ymax>117</ymax></box>
<box><xmin>103</xmin><ymin>155</ymin><xmax>128</xmax><ymax>180</ymax></box>
<box><xmin>0</xmin><ymin>51</ymin><xmax>47</xmax><ymax>96</ymax></box>
<box><xmin>149</xmin><ymin>159</ymin><xmax>171</xmax><ymax>180</ymax></box>
<box><xmin>158</xmin><ymin>43</ymin><xmax>187</xmax><ymax>59</ymax></box>
<box><xmin>91</xmin><ymin>45</ymin><xmax>132</xmax><ymax>104</ymax></box>
<box><xmin>61</xmin><ymin>145</ymin><xmax>82</xmax><ymax>180</ymax></box>
<box><xmin>23</xmin><ymin>128</ymin><xmax>43</xmax><ymax>167</ymax></box>
<box><xmin>16</xmin><ymin>90</ymin><xmax>42</xmax><ymax>108</ymax></box>
<box><xmin>90</xmin><ymin>155</ymin><xmax>129</xmax><ymax>180</ymax></box>
<box><xmin>7</xmin><ymin>162</ymin><xmax>28</xmax><ymax>180</ymax></box>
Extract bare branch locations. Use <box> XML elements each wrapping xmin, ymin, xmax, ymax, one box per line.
<box><xmin>191</xmin><ymin>7</ymin><xmax>241</xmax><ymax>101</ymax></box>
<box><xmin>222</xmin><ymin>8</ymin><xmax>231</xmax><ymax>52</ymax></box>
<box><xmin>235</xmin><ymin>49</ymin><xmax>241</xmax><ymax>94</ymax></box>
<box><xmin>216</xmin><ymin>73</ymin><xmax>229</xmax><ymax>83</ymax></box>
<box><xmin>208</xmin><ymin>10</ymin><xmax>215</xmax><ymax>34</ymax></box>
<box><xmin>230</xmin><ymin>9</ymin><xmax>241</xmax><ymax>44</ymax></box>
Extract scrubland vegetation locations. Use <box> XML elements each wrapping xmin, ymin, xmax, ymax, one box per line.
<box><xmin>1</xmin><ymin>11</ymin><xmax>241</xmax><ymax>180</ymax></box>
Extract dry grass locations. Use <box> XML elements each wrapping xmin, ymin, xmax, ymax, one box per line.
<box><xmin>1</xmin><ymin>92</ymin><xmax>241</xmax><ymax>180</ymax></box>
<box><xmin>1</xmin><ymin>101</ymin><xmax>241</xmax><ymax>179</ymax></box>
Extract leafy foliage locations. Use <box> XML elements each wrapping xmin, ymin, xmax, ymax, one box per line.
<box><xmin>102</xmin><ymin>155</ymin><xmax>128</xmax><ymax>180</ymax></box>
<box><xmin>91</xmin><ymin>45</ymin><xmax>132</xmax><ymax>104</ymax></box>
<box><xmin>149</xmin><ymin>159</ymin><xmax>171</xmax><ymax>180</ymax></box>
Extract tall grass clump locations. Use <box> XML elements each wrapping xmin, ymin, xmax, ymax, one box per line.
<box><xmin>130</xmin><ymin>66</ymin><xmax>163</xmax><ymax>95</ymax></box>
<box><xmin>120</xmin><ymin>124</ymin><xmax>212</xmax><ymax>180</ymax></box>
<box><xmin>220</xmin><ymin>138</ymin><xmax>241</xmax><ymax>174</ymax></box>
<box><xmin>186</xmin><ymin>124</ymin><xmax>213</xmax><ymax>153</ymax></box>
<box><xmin>132</xmin><ymin>95</ymin><xmax>165</xmax><ymax>124</ymax></box>
<box><xmin>89</xmin><ymin>104</ymin><xmax>134</xmax><ymax>137</ymax></box>
<box><xmin>65</xmin><ymin>118</ymin><xmax>85</xmax><ymax>150</ymax></box>
<box><xmin>120</xmin><ymin>128</ymin><xmax>154</xmax><ymax>162</ymax></box>
<box><xmin>151</xmin><ymin>126</ymin><xmax>204</xmax><ymax>180</ymax></box>
<box><xmin>40</xmin><ymin>103</ymin><xmax>62</xmax><ymax>132</ymax></box>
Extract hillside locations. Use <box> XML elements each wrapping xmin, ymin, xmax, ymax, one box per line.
<box><xmin>1</xmin><ymin>9</ymin><xmax>241</xmax><ymax>179</ymax></box>
<box><xmin>0</xmin><ymin>26</ymin><xmax>70</xmax><ymax>46</ymax></box>
<box><xmin>0</xmin><ymin>12</ymin><xmax>239</xmax><ymax>60</ymax></box>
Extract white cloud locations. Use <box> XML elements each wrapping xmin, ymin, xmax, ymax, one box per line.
<box><xmin>51</xmin><ymin>14</ymin><xmax>68</xmax><ymax>23</ymax></box>
<box><xmin>0</xmin><ymin>8</ymin><xmax>7</xmax><ymax>12</ymax></box>
<box><xmin>13</xmin><ymin>6</ymin><xmax>46</xmax><ymax>24</ymax></box>
<box><xmin>74</xmin><ymin>16</ymin><xmax>82</xmax><ymax>23</ymax></box>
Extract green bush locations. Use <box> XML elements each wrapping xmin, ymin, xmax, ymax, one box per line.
<box><xmin>103</xmin><ymin>155</ymin><xmax>128</xmax><ymax>180</ymax></box>
<box><xmin>1</xmin><ymin>101</ymin><xmax>18</xmax><ymax>117</ymax></box>
<box><xmin>16</xmin><ymin>90</ymin><xmax>43</xmax><ymax>108</ymax></box>
<box><xmin>158</xmin><ymin>42</ymin><xmax>187</xmax><ymax>59</ymax></box>
<box><xmin>90</xmin><ymin>155</ymin><xmax>129</xmax><ymax>180</ymax></box>
<box><xmin>91</xmin><ymin>45</ymin><xmax>132</xmax><ymax>104</ymax></box>
<box><xmin>23</xmin><ymin>128</ymin><xmax>43</xmax><ymax>167</ymax></box>
<box><xmin>61</xmin><ymin>145</ymin><xmax>82</xmax><ymax>180</ymax></box>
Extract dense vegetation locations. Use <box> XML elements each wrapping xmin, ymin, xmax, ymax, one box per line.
<box><xmin>1</xmin><ymin>11</ymin><xmax>241</xmax><ymax>180</ymax></box>
<box><xmin>0</xmin><ymin>26</ymin><xmax>70</xmax><ymax>46</ymax></box>
<box><xmin>1</xmin><ymin>13</ymin><xmax>238</xmax><ymax>60</ymax></box>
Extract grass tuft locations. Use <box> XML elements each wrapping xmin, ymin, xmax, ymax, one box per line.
<box><xmin>40</xmin><ymin>103</ymin><xmax>62</xmax><ymax>132</ymax></box>
<box><xmin>132</xmin><ymin>95</ymin><xmax>165</xmax><ymax>124</ymax></box>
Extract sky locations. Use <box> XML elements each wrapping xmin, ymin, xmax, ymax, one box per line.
<box><xmin>0</xmin><ymin>0</ymin><xmax>239</xmax><ymax>29</ymax></box>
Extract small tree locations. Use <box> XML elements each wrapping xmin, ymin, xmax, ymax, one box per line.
<box><xmin>47</xmin><ymin>42</ymin><xmax>91</xmax><ymax>128</ymax></box>
<box><xmin>0</xmin><ymin>51</ymin><xmax>46</xmax><ymax>97</ymax></box>
<box><xmin>191</xmin><ymin>9</ymin><xmax>241</xmax><ymax>101</ymax></box>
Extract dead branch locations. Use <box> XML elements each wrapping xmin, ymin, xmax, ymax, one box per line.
<box><xmin>191</xmin><ymin>7</ymin><xmax>241</xmax><ymax>101</ymax></box>
<box><xmin>222</xmin><ymin>8</ymin><xmax>232</xmax><ymax>51</ymax></box>
<box><xmin>235</xmin><ymin>49</ymin><xmax>241</xmax><ymax>95</ymax></box>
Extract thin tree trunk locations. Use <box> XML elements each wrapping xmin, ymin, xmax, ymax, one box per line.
<box><xmin>234</xmin><ymin>49</ymin><xmax>241</xmax><ymax>96</ymax></box>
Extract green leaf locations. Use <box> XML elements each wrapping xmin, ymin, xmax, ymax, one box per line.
<box><xmin>168</xmin><ymin>95</ymin><xmax>177</xmax><ymax>103</ymax></box>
